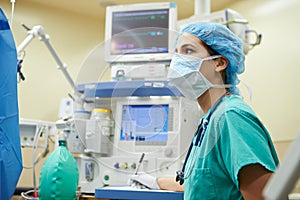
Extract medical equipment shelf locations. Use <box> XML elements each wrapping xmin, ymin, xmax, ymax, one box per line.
<box><xmin>76</xmin><ymin>80</ymin><xmax>183</xmax><ymax>99</ymax></box>
<box><xmin>94</xmin><ymin>187</ymin><xmax>184</xmax><ymax>200</ymax></box>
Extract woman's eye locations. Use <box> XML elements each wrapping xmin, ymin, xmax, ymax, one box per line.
<box><xmin>185</xmin><ymin>48</ymin><xmax>194</xmax><ymax>54</ymax></box>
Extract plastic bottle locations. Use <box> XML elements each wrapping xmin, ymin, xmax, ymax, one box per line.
<box><xmin>39</xmin><ymin>133</ymin><xmax>79</xmax><ymax>200</ymax></box>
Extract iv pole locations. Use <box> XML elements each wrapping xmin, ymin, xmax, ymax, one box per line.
<box><xmin>17</xmin><ymin>25</ymin><xmax>75</xmax><ymax>90</ymax></box>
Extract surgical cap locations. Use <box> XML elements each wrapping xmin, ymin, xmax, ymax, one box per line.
<box><xmin>179</xmin><ymin>22</ymin><xmax>245</xmax><ymax>94</ymax></box>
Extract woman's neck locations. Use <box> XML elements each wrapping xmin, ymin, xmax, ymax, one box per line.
<box><xmin>197</xmin><ymin>88</ymin><xmax>227</xmax><ymax>114</ymax></box>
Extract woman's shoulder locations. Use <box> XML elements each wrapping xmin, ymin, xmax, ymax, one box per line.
<box><xmin>224</xmin><ymin>94</ymin><xmax>254</xmax><ymax>112</ymax></box>
<box><xmin>214</xmin><ymin>94</ymin><xmax>257</xmax><ymax>120</ymax></box>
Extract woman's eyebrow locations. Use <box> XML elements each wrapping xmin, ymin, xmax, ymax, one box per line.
<box><xmin>179</xmin><ymin>43</ymin><xmax>198</xmax><ymax>49</ymax></box>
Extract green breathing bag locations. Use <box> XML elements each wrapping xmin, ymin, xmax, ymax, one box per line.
<box><xmin>39</xmin><ymin>139</ymin><xmax>79</xmax><ymax>200</ymax></box>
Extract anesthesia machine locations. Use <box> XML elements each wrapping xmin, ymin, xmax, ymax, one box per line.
<box><xmin>61</xmin><ymin>2</ymin><xmax>202</xmax><ymax>193</ymax></box>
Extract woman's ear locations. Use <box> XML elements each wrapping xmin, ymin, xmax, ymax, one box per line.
<box><xmin>215</xmin><ymin>56</ymin><xmax>228</xmax><ymax>72</ymax></box>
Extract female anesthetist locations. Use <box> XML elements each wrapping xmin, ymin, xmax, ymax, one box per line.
<box><xmin>130</xmin><ymin>22</ymin><xmax>279</xmax><ymax>200</ymax></box>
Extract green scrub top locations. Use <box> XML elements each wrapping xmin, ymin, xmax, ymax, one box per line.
<box><xmin>184</xmin><ymin>95</ymin><xmax>279</xmax><ymax>200</ymax></box>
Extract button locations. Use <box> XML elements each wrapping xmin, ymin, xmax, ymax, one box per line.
<box><xmin>114</xmin><ymin>163</ymin><xmax>120</xmax><ymax>169</ymax></box>
<box><xmin>122</xmin><ymin>162</ymin><xmax>128</xmax><ymax>169</ymax></box>
<box><xmin>131</xmin><ymin>163</ymin><xmax>137</xmax><ymax>170</ymax></box>
<box><xmin>104</xmin><ymin>175</ymin><xmax>109</xmax><ymax>181</ymax></box>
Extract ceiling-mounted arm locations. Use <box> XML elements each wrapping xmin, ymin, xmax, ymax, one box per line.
<box><xmin>194</xmin><ymin>0</ymin><xmax>210</xmax><ymax>16</ymax></box>
<box><xmin>177</xmin><ymin>0</ymin><xmax>262</xmax><ymax>54</ymax></box>
<box><xmin>17</xmin><ymin>25</ymin><xmax>75</xmax><ymax>90</ymax></box>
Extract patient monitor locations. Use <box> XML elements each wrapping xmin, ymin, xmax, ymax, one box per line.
<box><xmin>105</xmin><ymin>2</ymin><xmax>177</xmax><ymax>81</ymax></box>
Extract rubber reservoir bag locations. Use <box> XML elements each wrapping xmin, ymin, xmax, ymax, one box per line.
<box><xmin>39</xmin><ymin>139</ymin><xmax>79</xmax><ymax>200</ymax></box>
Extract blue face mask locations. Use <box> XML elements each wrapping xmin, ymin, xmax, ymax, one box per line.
<box><xmin>168</xmin><ymin>53</ymin><xmax>231</xmax><ymax>100</ymax></box>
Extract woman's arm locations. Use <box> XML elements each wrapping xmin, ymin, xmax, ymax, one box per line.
<box><xmin>239</xmin><ymin>164</ymin><xmax>273</xmax><ymax>200</ymax></box>
<box><xmin>157</xmin><ymin>177</ymin><xmax>184</xmax><ymax>192</ymax></box>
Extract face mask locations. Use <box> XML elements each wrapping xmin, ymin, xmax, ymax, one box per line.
<box><xmin>168</xmin><ymin>53</ymin><xmax>231</xmax><ymax>100</ymax></box>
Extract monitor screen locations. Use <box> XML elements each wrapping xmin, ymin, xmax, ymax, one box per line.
<box><xmin>111</xmin><ymin>9</ymin><xmax>169</xmax><ymax>55</ymax></box>
<box><xmin>105</xmin><ymin>2</ymin><xmax>177</xmax><ymax>63</ymax></box>
<box><xmin>120</xmin><ymin>104</ymin><xmax>169</xmax><ymax>145</ymax></box>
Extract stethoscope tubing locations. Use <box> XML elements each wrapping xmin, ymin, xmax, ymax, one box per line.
<box><xmin>176</xmin><ymin>93</ymin><xmax>229</xmax><ymax>184</ymax></box>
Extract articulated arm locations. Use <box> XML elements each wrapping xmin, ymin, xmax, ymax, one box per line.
<box><xmin>17</xmin><ymin>25</ymin><xmax>75</xmax><ymax>90</ymax></box>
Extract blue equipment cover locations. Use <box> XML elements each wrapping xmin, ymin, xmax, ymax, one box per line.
<box><xmin>0</xmin><ymin>8</ymin><xmax>23</xmax><ymax>200</ymax></box>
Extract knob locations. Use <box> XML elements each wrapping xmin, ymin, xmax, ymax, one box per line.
<box><xmin>131</xmin><ymin>163</ymin><xmax>137</xmax><ymax>170</ymax></box>
<box><xmin>164</xmin><ymin>148</ymin><xmax>173</xmax><ymax>157</ymax></box>
<box><xmin>104</xmin><ymin>175</ymin><xmax>109</xmax><ymax>181</ymax></box>
<box><xmin>122</xmin><ymin>162</ymin><xmax>128</xmax><ymax>169</ymax></box>
<box><xmin>114</xmin><ymin>163</ymin><xmax>120</xmax><ymax>169</ymax></box>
